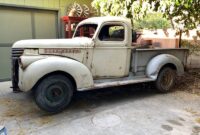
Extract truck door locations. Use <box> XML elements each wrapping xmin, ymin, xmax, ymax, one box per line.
<box><xmin>91</xmin><ymin>22</ymin><xmax>131</xmax><ymax>78</ymax></box>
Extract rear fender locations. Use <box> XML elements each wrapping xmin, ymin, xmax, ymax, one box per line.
<box><xmin>146</xmin><ymin>54</ymin><xmax>184</xmax><ymax>80</ymax></box>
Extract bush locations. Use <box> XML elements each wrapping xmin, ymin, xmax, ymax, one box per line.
<box><xmin>134</xmin><ymin>12</ymin><xmax>171</xmax><ymax>30</ymax></box>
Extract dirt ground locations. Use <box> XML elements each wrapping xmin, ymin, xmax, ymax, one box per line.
<box><xmin>176</xmin><ymin>69</ymin><xmax>200</xmax><ymax>96</ymax></box>
<box><xmin>0</xmin><ymin>70</ymin><xmax>199</xmax><ymax>135</ymax></box>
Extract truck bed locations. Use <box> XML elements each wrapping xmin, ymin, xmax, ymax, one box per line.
<box><xmin>131</xmin><ymin>48</ymin><xmax>188</xmax><ymax>75</ymax></box>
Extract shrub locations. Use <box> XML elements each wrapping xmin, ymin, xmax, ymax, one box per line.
<box><xmin>134</xmin><ymin>12</ymin><xmax>171</xmax><ymax>30</ymax></box>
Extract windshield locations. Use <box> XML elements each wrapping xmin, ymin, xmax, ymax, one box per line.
<box><xmin>73</xmin><ymin>24</ymin><xmax>98</xmax><ymax>38</ymax></box>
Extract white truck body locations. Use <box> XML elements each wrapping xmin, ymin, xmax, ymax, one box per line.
<box><xmin>11</xmin><ymin>16</ymin><xmax>188</xmax><ymax>112</ymax></box>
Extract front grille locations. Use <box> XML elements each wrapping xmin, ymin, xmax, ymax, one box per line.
<box><xmin>11</xmin><ymin>48</ymin><xmax>24</xmax><ymax>91</ymax></box>
<box><xmin>12</xmin><ymin>48</ymin><xmax>24</xmax><ymax>58</ymax></box>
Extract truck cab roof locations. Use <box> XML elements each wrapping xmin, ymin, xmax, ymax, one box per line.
<box><xmin>78</xmin><ymin>16</ymin><xmax>132</xmax><ymax>27</ymax></box>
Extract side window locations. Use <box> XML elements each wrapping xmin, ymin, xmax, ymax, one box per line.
<box><xmin>98</xmin><ymin>24</ymin><xmax>125</xmax><ymax>41</ymax></box>
<box><xmin>74</xmin><ymin>24</ymin><xmax>97</xmax><ymax>38</ymax></box>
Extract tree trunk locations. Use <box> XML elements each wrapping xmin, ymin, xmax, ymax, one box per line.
<box><xmin>170</xmin><ymin>18</ymin><xmax>175</xmax><ymax>29</ymax></box>
<box><xmin>179</xmin><ymin>29</ymin><xmax>182</xmax><ymax>48</ymax></box>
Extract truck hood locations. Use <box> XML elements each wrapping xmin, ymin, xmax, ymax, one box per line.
<box><xmin>12</xmin><ymin>37</ymin><xmax>94</xmax><ymax>48</ymax></box>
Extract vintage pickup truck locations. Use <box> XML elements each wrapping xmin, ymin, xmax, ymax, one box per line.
<box><xmin>12</xmin><ymin>16</ymin><xmax>188</xmax><ymax>113</ymax></box>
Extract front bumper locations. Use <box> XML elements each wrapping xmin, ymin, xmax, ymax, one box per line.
<box><xmin>11</xmin><ymin>48</ymin><xmax>24</xmax><ymax>92</ymax></box>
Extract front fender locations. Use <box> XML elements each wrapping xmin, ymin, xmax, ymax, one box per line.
<box><xmin>18</xmin><ymin>56</ymin><xmax>93</xmax><ymax>91</ymax></box>
<box><xmin>146</xmin><ymin>54</ymin><xmax>184</xmax><ymax>80</ymax></box>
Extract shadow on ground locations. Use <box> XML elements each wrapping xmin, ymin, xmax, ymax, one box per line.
<box><xmin>70</xmin><ymin>83</ymin><xmax>158</xmax><ymax>111</ymax></box>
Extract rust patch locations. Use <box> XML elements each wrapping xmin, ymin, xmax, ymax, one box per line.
<box><xmin>86</xmin><ymin>51</ymin><xmax>89</xmax><ymax>59</ymax></box>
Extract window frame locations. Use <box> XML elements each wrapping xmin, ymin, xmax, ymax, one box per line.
<box><xmin>95</xmin><ymin>22</ymin><xmax>128</xmax><ymax>47</ymax></box>
<box><xmin>73</xmin><ymin>23</ymin><xmax>98</xmax><ymax>38</ymax></box>
<box><xmin>98</xmin><ymin>24</ymin><xmax>125</xmax><ymax>42</ymax></box>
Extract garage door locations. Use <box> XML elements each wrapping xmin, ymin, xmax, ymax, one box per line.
<box><xmin>0</xmin><ymin>6</ymin><xmax>58</xmax><ymax>81</ymax></box>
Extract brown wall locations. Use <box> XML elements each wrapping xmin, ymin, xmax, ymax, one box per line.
<box><xmin>140</xmin><ymin>29</ymin><xmax>200</xmax><ymax>48</ymax></box>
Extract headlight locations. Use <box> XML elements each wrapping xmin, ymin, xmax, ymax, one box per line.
<box><xmin>18</xmin><ymin>55</ymin><xmax>45</xmax><ymax>70</ymax></box>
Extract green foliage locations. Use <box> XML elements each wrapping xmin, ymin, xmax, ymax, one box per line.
<box><xmin>91</xmin><ymin>0</ymin><xmax>200</xmax><ymax>31</ymax></box>
<box><xmin>91</xmin><ymin>0</ymin><xmax>150</xmax><ymax>25</ymax></box>
<box><xmin>134</xmin><ymin>13</ymin><xmax>171</xmax><ymax>30</ymax></box>
<box><xmin>150</xmin><ymin>0</ymin><xmax>200</xmax><ymax>31</ymax></box>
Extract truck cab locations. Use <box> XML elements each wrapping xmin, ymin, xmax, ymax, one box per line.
<box><xmin>12</xmin><ymin>16</ymin><xmax>188</xmax><ymax>113</ymax></box>
<box><xmin>74</xmin><ymin>17</ymin><xmax>132</xmax><ymax>78</ymax></box>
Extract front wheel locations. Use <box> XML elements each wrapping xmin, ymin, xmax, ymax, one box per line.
<box><xmin>155</xmin><ymin>67</ymin><xmax>176</xmax><ymax>93</ymax></box>
<box><xmin>34</xmin><ymin>74</ymin><xmax>74</xmax><ymax>113</ymax></box>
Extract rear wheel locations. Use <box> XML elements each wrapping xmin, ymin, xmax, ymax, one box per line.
<box><xmin>155</xmin><ymin>67</ymin><xmax>176</xmax><ymax>93</ymax></box>
<box><xmin>34</xmin><ymin>74</ymin><xmax>74</xmax><ymax>113</ymax></box>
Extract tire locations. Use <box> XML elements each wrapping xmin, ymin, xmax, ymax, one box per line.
<box><xmin>155</xmin><ymin>67</ymin><xmax>176</xmax><ymax>93</ymax></box>
<box><xmin>34</xmin><ymin>74</ymin><xmax>74</xmax><ymax>113</ymax></box>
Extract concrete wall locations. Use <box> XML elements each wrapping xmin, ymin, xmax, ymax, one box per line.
<box><xmin>0</xmin><ymin>0</ymin><xmax>92</xmax><ymax>16</ymax></box>
<box><xmin>187</xmin><ymin>53</ymin><xmax>200</xmax><ymax>69</ymax></box>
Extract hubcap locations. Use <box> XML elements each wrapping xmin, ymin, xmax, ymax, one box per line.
<box><xmin>46</xmin><ymin>83</ymin><xmax>66</xmax><ymax>103</ymax></box>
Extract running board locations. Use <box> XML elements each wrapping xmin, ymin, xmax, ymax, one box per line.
<box><xmin>78</xmin><ymin>77</ymin><xmax>154</xmax><ymax>91</ymax></box>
